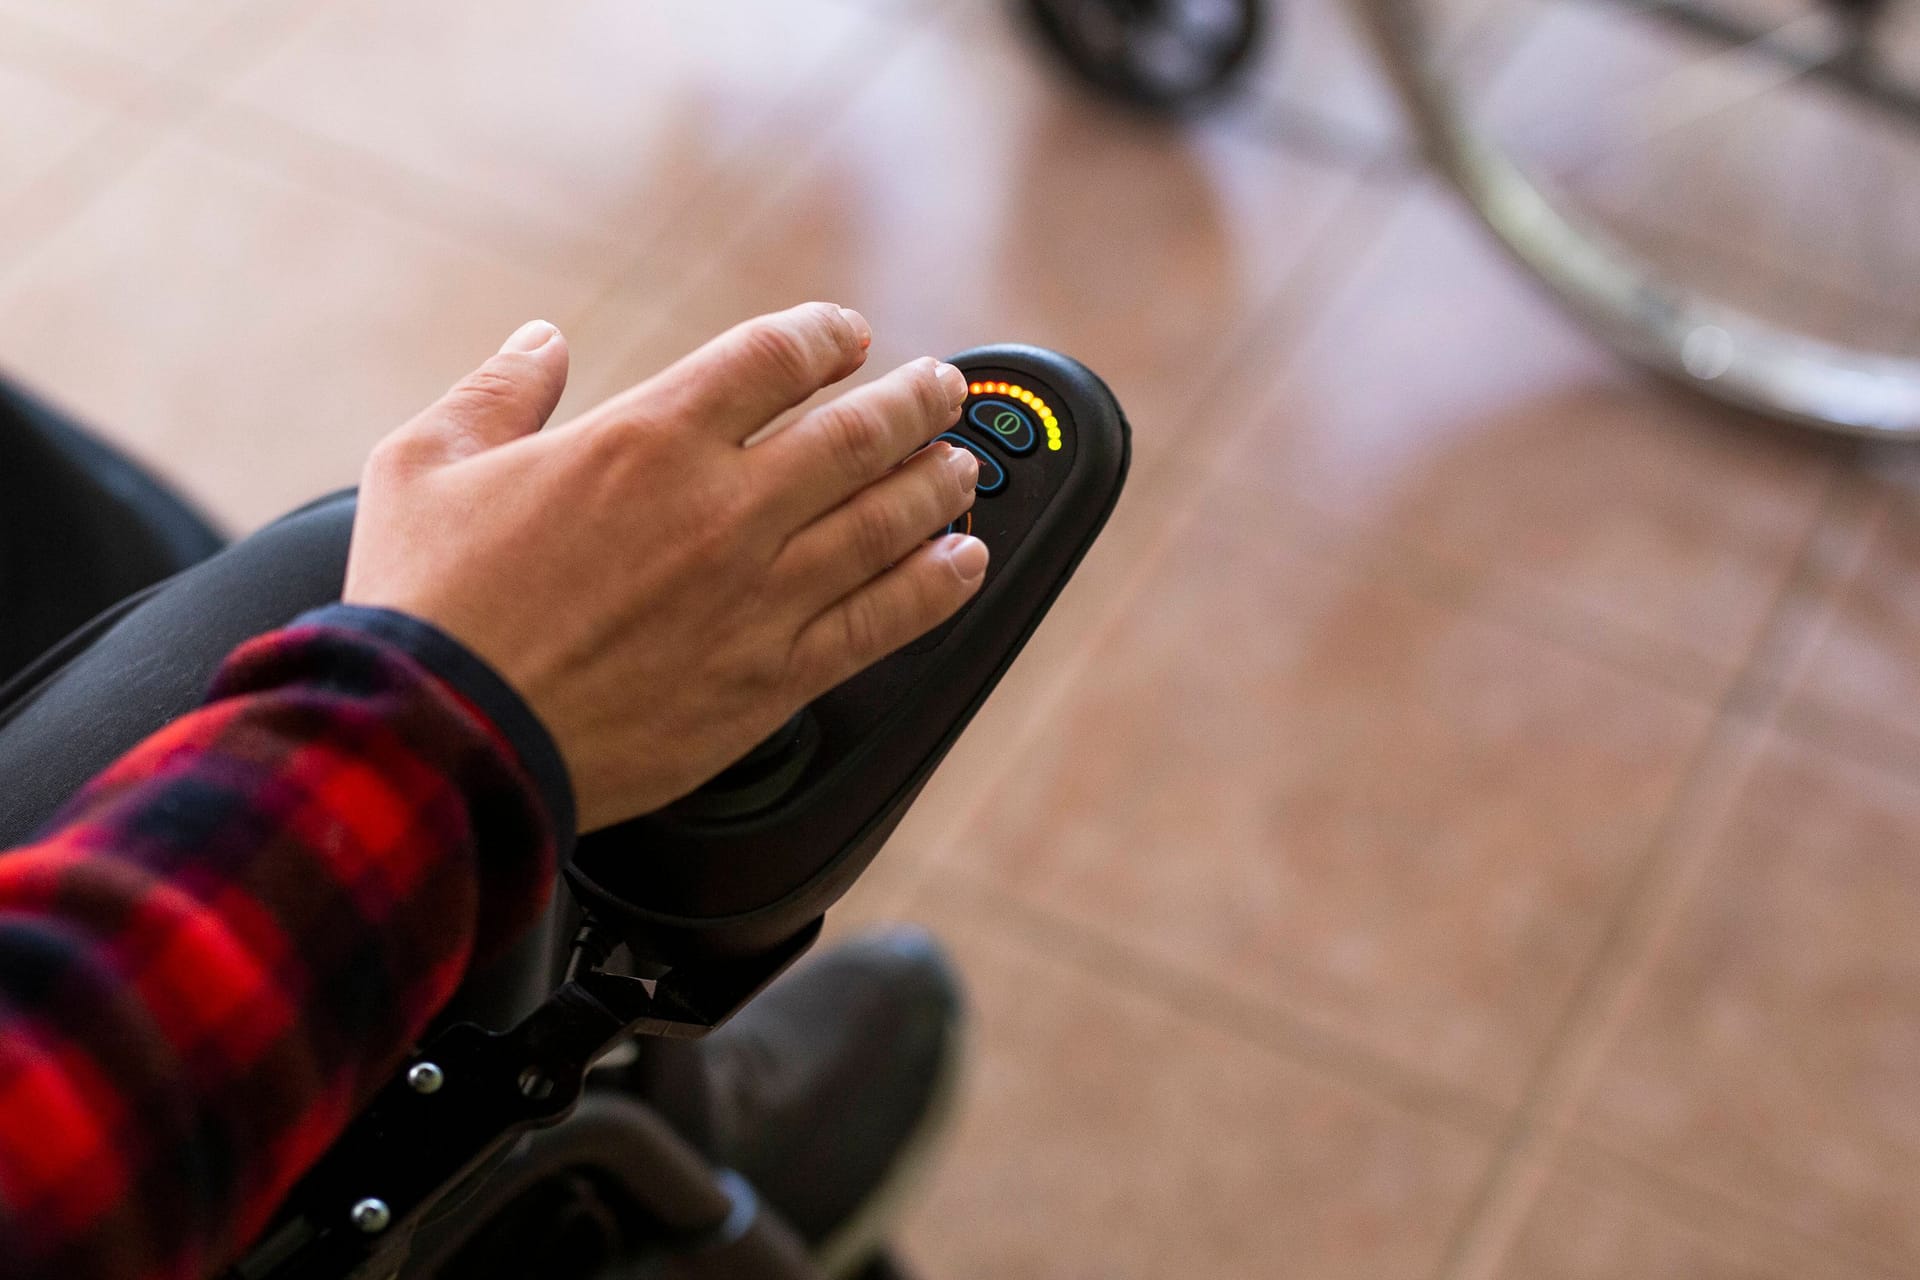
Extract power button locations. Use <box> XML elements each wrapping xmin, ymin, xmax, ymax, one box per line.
<box><xmin>965</xmin><ymin>399</ymin><xmax>1037</xmax><ymax>456</ymax></box>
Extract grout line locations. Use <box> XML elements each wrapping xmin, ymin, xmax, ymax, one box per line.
<box><xmin>1123</xmin><ymin>181</ymin><xmax>1754</xmax><ymax>713</ymax></box>
<box><xmin>1563</xmin><ymin>1135</ymin><xmax>1917</xmax><ymax>1280</ymax></box>
<box><xmin>923</xmin><ymin>859</ymin><xmax>1513</xmax><ymax>1138</ymax></box>
<box><xmin>195</xmin><ymin>3</ymin><xmax>929</xmax><ymax>321</ymax></box>
<box><xmin>550</xmin><ymin>8</ymin><xmax>945</xmax><ymax>355</ymax></box>
<box><xmin>187</xmin><ymin>106</ymin><xmax>622</xmax><ymax>289</ymax></box>
<box><xmin>1426</xmin><ymin>462</ymin><xmax>1882</xmax><ymax>1280</ymax></box>
<box><xmin>0</xmin><ymin>11</ymin><xmax>154</xmax><ymax>98</ymax></box>
<box><xmin>0</xmin><ymin>0</ymin><xmax>338</xmax><ymax>294</ymax></box>
<box><xmin>1232</xmin><ymin>480</ymin><xmax>1742</xmax><ymax>708</ymax></box>
<box><xmin>162</xmin><ymin>0</ymin><xmax>344</xmax><ymax>92</ymax></box>
<box><xmin>0</xmin><ymin>83</ymin><xmax>191</xmax><ymax>290</ymax></box>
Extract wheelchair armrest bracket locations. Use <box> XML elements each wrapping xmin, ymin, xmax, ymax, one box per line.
<box><xmin>229</xmin><ymin>920</ymin><xmax>821</xmax><ymax>1280</ymax></box>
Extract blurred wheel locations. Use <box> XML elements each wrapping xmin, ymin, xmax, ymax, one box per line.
<box><xmin>1354</xmin><ymin>0</ymin><xmax>1920</xmax><ymax>436</ymax></box>
<box><xmin>1027</xmin><ymin>0</ymin><xmax>1268</xmax><ymax>113</ymax></box>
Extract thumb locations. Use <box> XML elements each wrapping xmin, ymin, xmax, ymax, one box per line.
<box><xmin>408</xmin><ymin>319</ymin><xmax>571</xmax><ymax>462</ymax></box>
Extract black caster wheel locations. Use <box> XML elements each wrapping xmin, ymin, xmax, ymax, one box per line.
<box><xmin>1025</xmin><ymin>0</ymin><xmax>1266</xmax><ymax>115</ymax></box>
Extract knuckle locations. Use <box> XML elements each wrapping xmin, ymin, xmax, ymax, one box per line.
<box><xmin>687</xmin><ymin>491</ymin><xmax>752</xmax><ymax>564</ymax></box>
<box><xmin>739</xmin><ymin>317</ymin><xmax>817</xmax><ymax>389</ymax></box>
<box><xmin>908</xmin><ymin>358</ymin><xmax>949</xmax><ymax>422</ymax></box>
<box><xmin>365</xmin><ymin>427</ymin><xmax>427</xmax><ymax>477</ymax></box>
<box><xmin>820</xmin><ymin>401</ymin><xmax>889</xmax><ymax>480</ymax></box>
<box><xmin>848</xmin><ymin>497</ymin><xmax>899</xmax><ymax>569</ymax></box>
<box><xmin>739</xmin><ymin>644</ymin><xmax>792</xmax><ymax>701</ymax></box>
<box><xmin>451</xmin><ymin>364</ymin><xmax>521</xmax><ymax>411</ymax></box>
<box><xmin>837</xmin><ymin>598</ymin><xmax>883</xmax><ymax>663</ymax></box>
<box><xmin>704</xmin><ymin>478</ymin><xmax>768</xmax><ymax>561</ymax></box>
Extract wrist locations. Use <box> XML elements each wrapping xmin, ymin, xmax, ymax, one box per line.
<box><xmin>291</xmin><ymin>604</ymin><xmax>577</xmax><ymax>854</ymax></box>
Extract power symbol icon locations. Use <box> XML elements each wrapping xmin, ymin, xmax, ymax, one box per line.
<box><xmin>966</xmin><ymin>399</ymin><xmax>1037</xmax><ymax>455</ymax></box>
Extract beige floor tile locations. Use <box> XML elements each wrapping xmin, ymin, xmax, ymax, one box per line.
<box><xmin>1213</xmin><ymin>187</ymin><xmax>1842</xmax><ymax>698</ymax></box>
<box><xmin>0</xmin><ymin>0</ymin><xmax>261</xmax><ymax>71</ymax></box>
<box><xmin>889</xmin><ymin>874</ymin><xmax>1493</xmax><ymax>1279</ymax></box>
<box><xmin>1496</xmin><ymin>1158</ymin><xmax>1882</xmax><ymax>1280</ymax></box>
<box><xmin>0</xmin><ymin>57</ymin><xmax>125</xmax><ymax>223</ymax></box>
<box><xmin>1577</xmin><ymin>734</ymin><xmax>1920</xmax><ymax>1269</ymax></box>
<box><xmin>0</xmin><ymin>133</ymin><xmax>593</xmax><ymax>531</ymax></box>
<box><xmin>219</xmin><ymin>0</ymin><xmax>886</xmax><ymax>276</ymax></box>
<box><xmin>930</xmin><ymin>477</ymin><xmax>1713</xmax><ymax>1107</ymax></box>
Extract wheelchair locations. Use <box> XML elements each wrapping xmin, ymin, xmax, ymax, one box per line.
<box><xmin>0</xmin><ymin>345</ymin><xmax>1127</xmax><ymax>1280</ymax></box>
<box><xmin>1028</xmin><ymin>0</ymin><xmax>1920</xmax><ymax>438</ymax></box>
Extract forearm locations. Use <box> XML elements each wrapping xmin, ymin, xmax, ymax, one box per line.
<box><xmin>0</xmin><ymin>608</ymin><xmax>568</xmax><ymax>1280</ymax></box>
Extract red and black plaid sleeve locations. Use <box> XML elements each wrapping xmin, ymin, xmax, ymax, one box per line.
<box><xmin>0</xmin><ymin>608</ymin><xmax>566</xmax><ymax>1280</ymax></box>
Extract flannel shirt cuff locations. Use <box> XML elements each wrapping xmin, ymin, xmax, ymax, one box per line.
<box><xmin>291</xmin><ymin>604</ymin><xmax>577</xmax><ymax>858</ymax></box>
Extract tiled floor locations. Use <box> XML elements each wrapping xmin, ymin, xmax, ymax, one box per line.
<box><xmin>0</xmin><ymin>1</ymin><xmax>1916</xmax><ymax>1277</ymax></box>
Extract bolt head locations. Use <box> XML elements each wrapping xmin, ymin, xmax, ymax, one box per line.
<box><xmin>406</xmin><ymin>1061</ymin><xmax>445</xmax><ymax>1094</ymax></box>
<box><xmin>350</xmin><ymin>1198</ymin><xmax>392</xmax><ymax>1234</ymax></box>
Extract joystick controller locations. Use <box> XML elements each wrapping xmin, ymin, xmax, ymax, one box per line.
<box><xmin>568</xmin><ymin>344</ymin><xmax>1131</xmax><ymax>961</ymax></box>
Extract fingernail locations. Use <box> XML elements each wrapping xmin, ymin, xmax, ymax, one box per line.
<box><xmin>940</xmin><ymin>534</ymin><xmax>989</xmax><ymax>583</ymax></box>
<box><xmin>942</xmin><ymin>441</ymin><xmax>979</xmax><ymax>484</ymax></box>
<box><xmin>838</xmin><ymin>307</ymin><xmax>871</xmax><ymax>351</ymax></box>
<box><xmin>500</xmin><ymin>319</ymin><xmax>557</xmax><ymax>354</ymax></box>
<box><xmin>934</xmin><ymin>361</ymin><xmax>965</xmax><ymax>406</ymax></box>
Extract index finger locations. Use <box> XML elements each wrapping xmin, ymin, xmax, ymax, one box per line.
<box><xmin>602</xmin><ymin>302</ymin><xmax>871</xmax><ymax>445</ymax></box>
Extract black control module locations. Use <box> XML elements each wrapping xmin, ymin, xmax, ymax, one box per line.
<box><xmin>567</xmin><ymin>345</ymin><xmax>1130</xmax><ymax>960</ymax></box>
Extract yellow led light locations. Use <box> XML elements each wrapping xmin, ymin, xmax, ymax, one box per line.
<box><xmin>1046</xmin><ymin>437</ymin><xmax>1062</xmax><ymax>451</ymax></box>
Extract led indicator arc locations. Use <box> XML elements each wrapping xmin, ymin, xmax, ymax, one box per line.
<box><xmin>968</xmin><ymin>380</ymin><xmax>1063</xmax><ymax>452</ymax></box>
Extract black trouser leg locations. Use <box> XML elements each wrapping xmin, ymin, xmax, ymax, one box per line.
<box><xmin>0</xmin><ymin>377</ymin><xmax>226</xmax><ymax>684</ymax></box>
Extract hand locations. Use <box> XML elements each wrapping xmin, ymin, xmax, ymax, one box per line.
<box><xmin>343</xmin><ymin>303</ymin><xmax>986</xmax><ymax>831</ymax></box>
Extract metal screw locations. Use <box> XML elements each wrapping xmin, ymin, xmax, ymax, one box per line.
<box><xmin>517</xmin><ymin>1066</ymin><xmax>555</xmax><ymax>1101</ymax></box>
<box><xmin>406</xmin><ymin>1061</ymin><xmax>444</xmax><ymax>1094</ymax></box>
<box><xmin>350</xmin><ymin>1198</ymin><xmax>391</xmax><ymax>1234</ymax></box>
